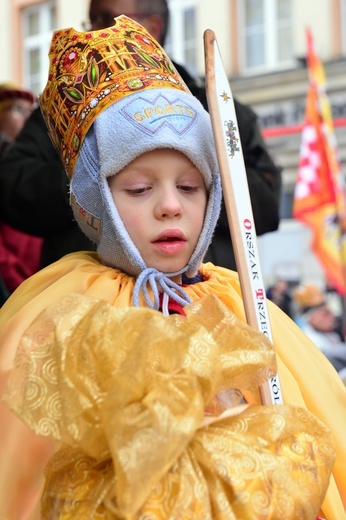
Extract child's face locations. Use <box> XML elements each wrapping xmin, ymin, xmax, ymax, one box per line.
<box><xmin>109</xmin><ymin>148</ymin><xmax>207</xmax><ymax>282</ymax></box>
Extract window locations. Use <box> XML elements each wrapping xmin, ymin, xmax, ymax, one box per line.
<box><xmin>239</xmin><ymin>0</ymin><xmax>293</xmax><ymax>73</ymax></box>
<box><xmin>165</xmin><ymin>0</ymin><xmax>198</xmax><ymax>76</ymax></box>
<box><xmin>22</xmin><ymin>2</ymin><xmax>57</xmax><ymax>95</ymax></box>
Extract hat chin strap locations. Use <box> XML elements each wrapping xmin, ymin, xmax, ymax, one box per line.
<box><xmin>132</xmin><ymin>266</ymin><xmax>191</xmax><ymax>313</ymax></box>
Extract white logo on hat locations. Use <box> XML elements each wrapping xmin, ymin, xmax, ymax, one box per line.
<box><xmin>122</xmin><ymin>93</ymin><xmax>197</xmax><ymax>136</ymax></box>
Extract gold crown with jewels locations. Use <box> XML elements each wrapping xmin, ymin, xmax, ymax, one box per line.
<box><xmin>40</xmin><ymin>15</ymin><xmax>190</xmax><ymax>178</ymax></box>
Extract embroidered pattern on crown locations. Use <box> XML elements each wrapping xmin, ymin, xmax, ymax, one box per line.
<box><xmin>40</xmin><ymin>16</ymin><xmax>189</xmax><ymax>178</ymax></box>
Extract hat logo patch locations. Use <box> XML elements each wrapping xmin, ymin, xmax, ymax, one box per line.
<box><xmin>122</xmin><ymin>94</ymin><xmax>197</xmax><ymax>136</ymax></box>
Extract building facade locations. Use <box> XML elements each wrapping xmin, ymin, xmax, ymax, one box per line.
<box><xmin>1</xmin><ymin>0</ymin><xmax>346</xmax><ymax>288</ymax></box>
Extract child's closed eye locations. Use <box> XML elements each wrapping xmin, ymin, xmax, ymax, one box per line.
<box><xmin>126</xmin><ymin>186</ymin><xmax>151</xmax><ymax>195</ymax></box>
<box><xmin>178</xmin><ymin>184</ymin><xmax>201</xmax><ymax>193</ymax></box>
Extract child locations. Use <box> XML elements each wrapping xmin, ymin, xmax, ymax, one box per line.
<box><xmin>1</xmin><ymin>16</ymin><xmax>346</xmax><ymax>519</ymax></box>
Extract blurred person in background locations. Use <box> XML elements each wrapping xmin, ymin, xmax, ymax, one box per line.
<box><xmin>0</xmin><ymin>0</ymin><xmax>282</xmax><ymax>272</ymax></box>
<box><xmin>324</xmin><ymin>279</ymin><xmax>345</xmax><ymax>341</ymax></box>
<box><xmin>294</xmin><ymin>283</ymin><xmax>346</xmax><ymax>384</ymax></box>
<box><xmin>0</xmin><ymin>83</ymin><xmax>33</xmax><ymax>153</ymax></box>
<box><xmin>266</xmin><ymin>278</ymin><xmax>293</xmax><ymax>318</ymax></box>
<box><xmin>0</xmin><ymin>83</ymin><xmax>43</xmax><ymax>306</ymax></box>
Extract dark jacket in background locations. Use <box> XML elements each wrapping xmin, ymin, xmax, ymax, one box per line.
<box><xmin>0</xmin><ymin>108</ymin><xmax>94</xmax><ymax>268</ymax></box>
<box><xmin>0</xmin><ymin>132</ymin><xmax>43</xmax><ymax>305</ymax></box>
<box><xmin>0</xmin><ymin>63</ymin><xmax>281</xmax><ymax>270</ymax></box>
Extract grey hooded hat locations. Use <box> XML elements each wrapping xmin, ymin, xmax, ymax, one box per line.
<box><xmin>70</xmin><ymin>87</ymin><xmax>222</xmax><ymax>299</ymax></box>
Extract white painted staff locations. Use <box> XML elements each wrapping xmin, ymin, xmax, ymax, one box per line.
<box><xmin>204</xmin><ymin>29</ymin><xmax>283</xmax><ymax>406</ymax></box>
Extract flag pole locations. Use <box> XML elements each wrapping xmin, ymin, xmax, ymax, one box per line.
<box><xmin>204</xmin><ymin>30</ymin><xmax>283</xmax><ymax>406</ymax></box>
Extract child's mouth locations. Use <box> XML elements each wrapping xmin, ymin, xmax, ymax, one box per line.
<box><xmin>157</xmin><ymin>237</ymin><xmax>178</xmax><ymax>242</ymax></box>
<box><xmin>153</xmin><ymin>236</ymin><xmax>186</xmax><ymax>254</ymax></box>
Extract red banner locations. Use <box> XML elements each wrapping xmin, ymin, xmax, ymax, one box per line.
<box><xmin>293</xmin><ymin>28</ymin><xmax>346</xmax><ymax>294</ymax></box>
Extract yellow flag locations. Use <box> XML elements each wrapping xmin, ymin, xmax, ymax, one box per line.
<box><xmin>293</xmin><ymin>27</ymin><xmax>346</xmax><ymax>294</ymax></box>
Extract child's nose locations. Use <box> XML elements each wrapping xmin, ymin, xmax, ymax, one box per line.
<box><xmin>155</xmin><ymin>190</ymin><xmax>182</xmax><ymax>219</ymax></box>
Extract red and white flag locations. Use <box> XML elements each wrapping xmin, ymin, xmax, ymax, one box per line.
<box><xmin>293</xmin><ymin>27</ymin><xmax>346</xmax><ymax>294</ymax></box>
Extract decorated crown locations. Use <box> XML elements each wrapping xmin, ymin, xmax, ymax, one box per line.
<box><xmin>40</xmin><ymin>15</ymin><xmax>190</xmax><ymax>178</ymax></box>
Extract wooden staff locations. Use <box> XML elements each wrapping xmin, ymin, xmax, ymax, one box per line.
<box><xmin>204</xmin><ymin>29</ymin><xmax>283</xmax><ymax>405</ymax></box>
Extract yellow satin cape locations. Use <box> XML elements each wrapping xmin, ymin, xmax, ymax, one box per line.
<box><xmin>4</xmin><ymin>294</ymin><xmax>335</xmax><ymax>518</ymax></box>
<box><xmin>1</xmin><ymin>252</ymin><xmax>346</xmax><ymax>519</ymax></box>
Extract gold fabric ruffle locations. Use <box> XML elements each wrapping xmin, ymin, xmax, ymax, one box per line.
<box><xmin>4</xmin><ymin>293</ymin><xmax>335</xmax><ymax>519</ymax></box>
